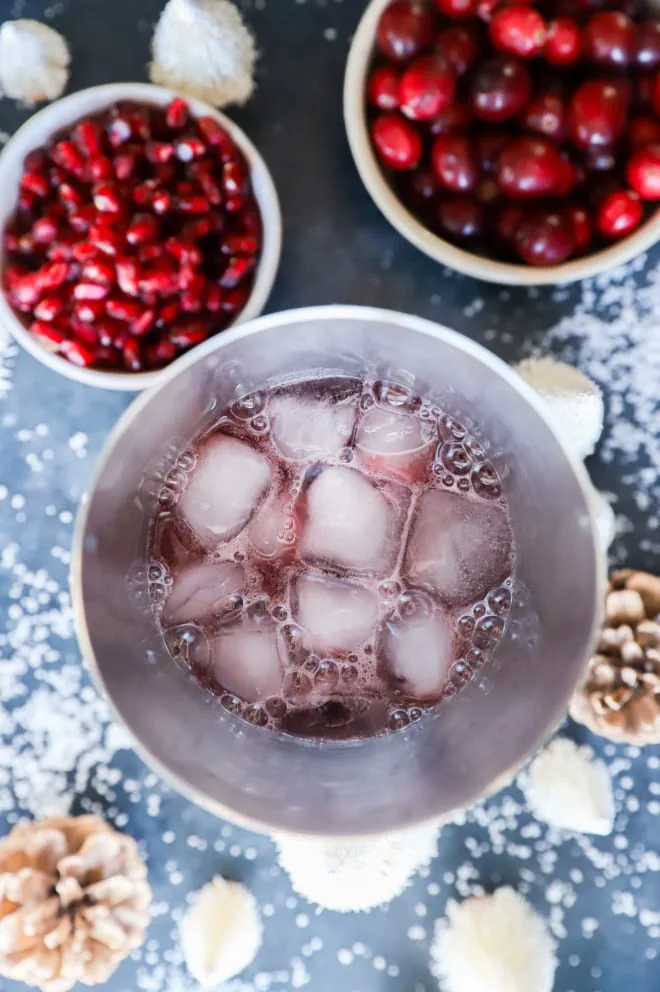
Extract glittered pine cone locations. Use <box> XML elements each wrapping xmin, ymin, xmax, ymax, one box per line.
<box><xmin>570</xmin><ymin>569</ymin><xmax>660</xmax><ymax>745</ymax></box>
<box><xmin>0</xmin><ymin>814</ymin><xmax>151</xmax><ymax>992</ymax></box>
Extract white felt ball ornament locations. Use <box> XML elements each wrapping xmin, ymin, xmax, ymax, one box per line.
<box><xmin>515</xmin><ymin>356</ymin><xmax>605</xmax><ymax>462</ymax></box>
<box><xmin>276</xmin><ymin>824</ymin><xmax>439</xmax><ymax>912</ymax></box>
<box><xmin>0</xmin><ymin>20</ymin><xmax>70</xmax><ymax>105</ymax></box>
<box><xmin>523</xmin><ymin>737</ymin><xmax>615</xmax><ymax>836</ymax></box>
<box><xmin>150</xmin><ymin>0</ymin><xmax>256</xmax><ymax>108</ymax></box>
<box><xmin>180</xmin><ymin>876</ymin><xmax>262</xmax><ymax>985</ymax></box>
<box><xmin>430</xmin><ymin>887</ymin><xmax>557</xmax><ymax>992</ymax></box>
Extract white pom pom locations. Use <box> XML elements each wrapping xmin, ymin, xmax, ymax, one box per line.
<box><xmin>275</xmin><ymin>824</ymin><xmax>439</xmax><ymax>912</ymax></box>
<box><xmin>0</xmin><ymin>20</ymin><xmax>70</xmax><ymax>105</ymax></box>
<box><xmin>591</xmin><ymin>488</ymin><xmax>616</xmax><ymax>553</ymax></box>
<box><xmin>523</xmin><ymin>737</ymin><xmax>615</xmax><ymax>836</ymax></box>
<box><xmin>150</xmin><ymin>0</ymin><xmax>256</xmax><ymax>108</ymax></box>
<box><xmin>430</xmin><ymin>887</ymin><xmax>557</xmax><ymax>992</ymax></box>
<box><xmin>515</xmin><ymin>357</ymin><xmax>604</xmax><ymax>461</ymax></box>
<box><xmin>180</xmin><ymin>876</ymin><xmax>262</xmax><ymax>985</ymax></box>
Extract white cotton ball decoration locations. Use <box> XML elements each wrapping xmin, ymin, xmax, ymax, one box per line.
<box><xmin>180</xmin><ymin>876</ymin><xmax>262</xmax><ymax>986</ymax></box>
<box><xmin>515</xmin><ymin>356</ymin><xmax>605</xmax><ymax>461</ymax></box>
<box><xmin>591</xmin><ymin>489</ymin><xmax>617</xmax><ymax>553</ymax></box>
<box><xmin>150</xmin><ymin>0</ymin><xmax>256</xmax><ymax>108</ymax></box>
<box><xmin>523</xmin><ymin>737</ymin><xmax>615</xmax><ymax>836</ymax></box>
<box><xmin>0</xmin><ymin>20</ymin><xmax>70</xmax><ymax>105</ymax></box>
<box><xmin>430</xmin><ymin>887</ymin><xmax>557</xmax><ymax>992</ymax></box>
<box><xmin>275</xmin><ymin>824</ymin><xmax>439</xmax><ymax>912</ymax></box>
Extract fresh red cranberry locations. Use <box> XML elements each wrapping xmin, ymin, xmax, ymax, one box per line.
<box><xmin>431</xmin><ymin>134</ymin><xmax>480</xmax><ymax>192</ymax></box>
<box><xmin>496</xmin><ymin>137</ymin><xmax>564</xmax><ymax>198</ymax></box>
<box><xmin>584</xmin><ymin>147</ymin><xmax>617</xmax><ymax>172</ymax></box>
<box><xmin>553</xmin><ymin>154</ymin><xmax>581</xmax><ymax>196</ymax></box>
<box><xmin>569</xmin><ymin>79</ymin><xmax>629</xmax><ymax>149</ymax></box>
<box><xmin>513</xmin><ymin>210</ymin><xmax>575</xmax><ymax>265</ymax></box>
<box><xmin>522</xmin><ymin>91</ymin><xmax>567</xmax><ymax>143</ymax></box>
<box><xmin>627</xmin><ymin>143</ymin><xmax>660</xmax><ymax>199</ymax></box>
<box><xmin>628</xmin><ymin>115</ymin><xmax>660</xmax><ymax>148</ymax></box>
<box><xmin>368</xmin><ymin>65</ymin><xmax>400</xmax><ymax>110</ymax></box>
<box><xmin>495</xmin><ymin>202</ymin><xmax>524</xmax><ymax>245</ymax></box>
<box><xmin>436</xmin><ymin>25</ymin><xmax>480</xmax><ymax>76</ymax></box>
<box><xmin>436</xmin><ymin>196</ymin><xmax>485</xmax><ymax>241</ymax></box>
<box><xmin>596</xmin><ymin>189</ymin><xmax>643</xmax><ymax>237</ymax></box>
<box><xmin>476</xmin><ymin>129</ymin><xmax>508</xmax><ymax>173</ymax></box>
<box><xmin>476</xmin><ymin>0</ymin><xmax>499</xmax><ymax>23</ymax></box>
<box><xmin>371</xmin><ymin>113</ymin><xmax>423</xmax><ymax>169</ymax></box>
<box><xmin>377</xmin><ymin>0</ymin><xmax>436</xmax><ymax>62</ymax></box>
<box><xmin>489</xmin><ymin>5</ymin><xmax>546</xmax><ymax>59</ymax></box>
<box><xmin>636</xmin><ymin>20</ymin><xmax>660</xmax><ymax>69</ymax></box>
<box><xmin>652</xmin><ymin>71</ymin><xmax>660</xmax><ymax>117</ymax></box>
<box><xmin>584</xmin><ymin>11</ymin><xmax>636</xmax><ymax>68</ymax></box>
<box><xmin>544</xmin><ymin>18</ymin><xmax>581</xmax><ymax>66</ymax></box>
<box><xmin>398</xmin><ymin>55</ymin><xmax>456</xmax><ymax>121</ymax></box>
<box><xmin>564</xmin><ymin>205</ymin><xmax>592</xmax><ymax>252</ymax></box>
<box><xmin>407</xmin><ymin>167</ymin><xmax>440</xmax><ymax>208</ymax></box>
<box><xmin>470</xmin><ymin>56</ymin><xmax>531</xmax><ymax>122</ymax></box>
<box><xmin>428</xmin><ymin>102</ymin><xmax>472</xmax><ymax>135</ymax></box>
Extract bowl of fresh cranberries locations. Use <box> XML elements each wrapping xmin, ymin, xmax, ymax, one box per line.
<box><xmin>0</xmin><ymin>83</ymin><xmax>282</xmax><ymax>389</ymax></box>
<box><xmin>344</xmin><ymin>0</ymin><xmax>660</xmax><ymax>284</ymax></box>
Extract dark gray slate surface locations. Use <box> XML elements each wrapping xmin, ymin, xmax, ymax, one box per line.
<box><xmin>0</xmin><ymin>2</ymin><xmax>658</xmax><ymax>991</ymax></box>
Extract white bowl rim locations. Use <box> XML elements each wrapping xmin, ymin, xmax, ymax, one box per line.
<box><xmin>0</xmin><ymin>82</ymin><xmax>283</xmax><ymax>391</ymax></box>
<box><xmin>344</xmin><ymin>0</ymin><xmax>660</xmax><ymax>287</ymax></box>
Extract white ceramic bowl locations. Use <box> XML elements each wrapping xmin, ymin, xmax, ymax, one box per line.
<box><xmin>344</xmin><ymin>0</ymin><xmax>660</xmax><ymax>286</ymax></box>
<box><xmin>0</xmin><ymin>82</ymin><xmax>282</xmax><ymax>390</ymax></box>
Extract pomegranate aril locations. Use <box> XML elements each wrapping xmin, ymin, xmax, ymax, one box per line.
<box><xmin>158</xmin><ymin>301</ymin><xmax>180</xmax><ymax>325</ymax></box>
<box><xmin>69</xmin><ymin>206</ymin><xmax>97</xmax><ymax>233</ymax></box>
<box><xmin>127</xmin><ymin>214</ymin><xmax>159</xmax><ymax>245</ymax></box>
<box><xmin>147</xmin><ymin>141</ymin><xmax>175</xmax><ymax>164</ymax></box>
<box><xmin>222</xmin><ymin>161</ymin><xmax>249</xmax><ymax>197</ymax></box>
<box><xmin>24</xmin><ymin>150</ymin><xmax>49</xmax><ymax>173</ymax></box>
<box><xmin>470</xmin><ymin>56</ymin><xmax>531</xmax><ymax>123</ymax></box>
<box><xmin>220</xmin><ymin>256</ymin><xmax>257</xmax><ymax>287</ymax></box>
<box><xmin>178</xmin><ymin>194</ymin><xmax>212</xmax><ymax>213</ymax></box>
<box><xmin>115</xmin><ymin>258</ymin><xmax>141</xmax><ymax>296</ymax></box>
<box><xmin>221</xmin><ymin>234</ymin><xmax>259</xmax><ymax>255</ymax></box>
<box><xmin>20</xmin><ymin>171</ymin><xmax>50</xmax><ymax>198</ymax></box>
<box><xmin>206</xmin><ymin>285</ymin><xmax>224</xmax><ymax>311</ymax></box>
<box><xmin>222</xmin><ymin>286</ymin><xmax>250</xmax><ymax>313</ymax></box>
<box><xmin>95</xmin><ymin>317</ymin><xmax>122</xmax><ymax>347</ymax></box>
<box><xmin>105</xmin><ymin>295</ymin><xmax>143</xmax><ymax>322</ymax></box>
<box><xmin>166</xmin><ymin>98</ymin><xmax>190</xmax><ymax>130</ymax></box>
<box><xmin>139</xmin><ymin>266</ymin><xmax>179</xmax><ymax>295</ymax></box>
<box><xmin>71</xmin><ymin>321</ymin><xmax>99</xmax><ymax>348</ymax></box>
<box><xmin>179</xmin><ymin>267</ymin><xmax>206</xmax><ymax>292</ymax></box>
<box><xmin>87</xmin><ymin>155</ymin><xmax>114</xmax><ymax>181</ymax></box>
<box><xmin>569</xmin><ymin>79</ymin><xmax>629</xmax><ymax>150</ymax></box>
<box><xmin>627</xmin><ymin>144</ymin><xmax>660</xmax><ymax>200</ymax></box>
<box><xmin>167</xmin><ymin>238</ymin><xmax>202</xmax><ymax>267</ymax></box>
<box><xmin>514</xmin><ymin>210</ymin><xmax>575</xmax><ymax>265</ymax></box>
<box><xmin>13</xmin><ymin>275</ymin><xmax>42</xmax><ymax>309</ymax></box>
<box><xmin>131</xmin><ymin>309</ymin><xmax>156</xmax><ymax>336</ymax></box>
<box><xmin>75</xmin><ymin>299</ymin><xmax>106</xmax><ymax>323</ymax></box>
<box><xmin>544</xmin><ymin>17</ymin><xmax>581</xmax><ymax>66</ymax></box>
<box><xmin>431</xmin><ymin>134</ymin><xmax>479</xmax><ymax>192</ymax></box>
<box><xmin>73</xmin><ymin>120</ymin><xmax>103</xmax><ymax>157</ymax></box>
<box><xmin>583</xmin><ymin>11</ymin><xmax>636</xmax><ymax>67</ymax></box>
<box><xmin>107</xmin><ymin>115</ymin><xmax>132</xmax><ymax>147</ymax></box>
<box><xmin>32</xmin><ymin>320</ymin><xmax>67</xmax><ymax>349</ymax></box>
<box><xmin>372</xmin><ymin>112</ymin><xmax>423</xmax><ymax>170</ymax></box>
<box><xmin>169</xmin><ymin>320</ymin><xmax>210</xmax><ymax>349</ymax></box>
<box><xmin>139</xmin><ymin>245</ymin><xmax>164</xmax><ymax>263</ymax></box>
<box><xmin>152</xmin><ymin>191</ymin><xmax>173</xmax><ymax>214</ymax></box>
<box><xmin>89</xmin><ymin>225</ymin><xmax>124</xmax><ymax>256</ymax></box>
<box><xmin>71</xmin><ymin>241</ymin><xmax>99</xmax><ymax>263</ymax></box>
<box><xmin>32</xmin><ymin>217</ymin><xmax>59</xmax><ymax>243</ymax></box>
<box><xmin>61</xmin><ymin>339</ymin><xmax>96</xmax><ymax>367</ymax></box>
<box><xmin>83</xmin><ymin>258</ymin><xmax>115</xmax><ymax>284</ymax></box>
<box><xmin>93</xmin><ymin>182</ymin><xmax>122</xmax><ymax>213</ymax></box>
<box><xmin>197</xmin><ymin>116</ymin><xmax>232</xmax><ymax>149</ymax></box>
<box><xmin>398</xmin><ymin>54</ymin><xmax>457</xmax><ymax>121</ymax></box>
<box><xmin>196</xmin><ymin>172</ymin><xmax>223</xmax><ymax>205</ymax></box>
<box><xmin>73</xmin><ymin>281</ymin><xmax>110</xmax><ymax>301</ymax></box>
<box><xmin>596</xmin><ymin>189</ymin><xmax>643</xmax><ymax>237</ymax></box>
<box><xmin>377</xmin><ymin>0</ymin><xmax>436</xmax><ymax>62</ymax></box>
<box><xmin>129</xmin><ymin>109</ymin><xmax>151</xmax><ymax>141</ymax></box>
<box><xmin>59</xmin><ymin>182</ymin><xmax>85</xmax><ymax>210</ymax></box>
<box><xmin>368</xmin><ymin>65</ymin><xmax>400</xmax><ymax>110</ymax></box>
<box><xmin>114</xmin><ymin>150</ymin><xmax>140</xmax><ymax>181</ymax></box>
<box><xmin>176</xmin><ymin>138</ymin><xmax>206</xmax><ymax>162</ymax></box>
<box><xmin>51</xmin><ymin>141</ymin><xmax>85</xmax><ymax>175</ymax></box>
<box><xmin>36</xmin><ymin>261</ymin><xmax>69</xmax><ymax>291</ymax></box>
<box><xmin>147</xmin><ymin>338</ymin><xmax>178</xmax><ymax>367</ymax></box>
<box><xmin>489</xmin><ymin>5</ymin><xmax>546</xmax><ymax>59</ymax></box>
<box><xmin>47</xmin><ymin>231</ymin><xmax>78</xmax><ymax>261</ymax></box>
<box><xmin>34</xmin><ymin>295</ymin><xmax>64</xmax><ymax>321</ymax></box>
<box><xmin>123</xmin><ymin>338</ymin><xmax>143</xmax><ymax>372</ymax></box>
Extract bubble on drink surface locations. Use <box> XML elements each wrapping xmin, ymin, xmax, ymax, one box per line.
<box><xmin>244</xmin><ymin>704</ymin><xmax>268</xmax><ymax>727</ymax></box>
<box><xmin>380</xmin><ymin>610</ymin><xmax>454</xmax><ymax>700</ymax></box>
<box><xmin>488</xmin><ymin>586</ymin><xmax>512</xmax><ymax>616</ymax></box>
<box><xmin>473</xmin><ymin>603</ymin><xmax>487</xmax><ymax>619</ymax></box>
<box><xmin>269</xmin><ymin>393</ymin><xmax>357</xmax><ymax>462</ymax></box>
<box><xmin>472</xmin><ymin>461</ymin><xmax>502</xmax><ymax>500</ymax></box>
<box><xmin>314</xmin><ymin>660</ymin><xmax>340</xmax><ymax>691</ymax></box>
<box><xmin>210</xmin><ymin>616</ymin><xmax>284</xmax><ymax>703</ymax></box>
<box><xmin>230</xmin><ymin>390</ymin><xmax>266</xmax><ymax>421</ymax></box>
<box><xmin>467</xmin><ymin>648</ymin><xmax>483</xmax><ymax>667</ymax></box>
<box><xmin>265</xmin><ymin>696</ymin><xmax>287</xmax><ymax>719</ymax></box>
<box><xmin>379</xmin><ymin>579</ymin><xmax>401</xmax><ymax>599</ymax></box>
<box><xmin>341</xmin><ymin>663</ymin><xmax>359</xmax><ymax>684</ymax></box>
<box><xmin>299</xmin><ymin>465</ymin><xmax>398</xmax><ymax>576</ymax></box>
<box><xmin>163</xmin><ymin>560</ymin><xmax>244</xmax><ymax>625</ymax></box>
<box><xmin>465</xmin><ymin>437</ymin><xmax>485</xmax><ymax>460</ymax></box>
<box><xmin>165</xmin><ymin>466</ymin><xmax>189</xmax><ymax>492</ymax></box>
<box><xmin>473</xmin><ymin>615</ymin><xmax>505</xmax><ymax>650</ymax></box>
<box><xmin>179</xmin><ymin>434</ymin><xmax>272</xmax><ymax>547</ymax></box>
<box><xmin>408</xmin><ymin>706</ymin><xmax>424</xmax><ymax>722</ymax></box>
<box><xmin>293</xmin><ymin>572</ymin><xmax>379</xmax><ymax>654</ymax></box>
<box><xmin>360</xmin><ymin>392</ymin><xmax>375</xmax><ymax>411</ymax></box>
<box><xmin>441</xmin><ymin>415</ymin><xmax>467</xmax><ymax>440</ymax></box>
<box><xmin>220</xmin><ymin>693</ymin><xmax>244</xmax><ymax>716</ymax></box>
<box><xmin>441</xmin><ymin>443</ymin><xmax>472</xmax><ymax>476</ymax></box>
<box><xmin>164</xmin><ymin>623</ymin><xmax>209</xmax><ymax>673</ymax></box>
<box><xmin>176</xmin><ymin>448</ymin><xmax>197</xmax><ymax>473</ymax></box>
<box><xmin>457</xmin><ymin>478</ymin><xmax>470</xmax><ymax>492</ymax></box>
<box><xmin>389</xmin><ymin>708</ymin><xmax>410</xmax><ymax>731</ymax></box>
<box><xmin>283</xmin><ymin>670</ymin><xmax>313</xmax><ymax>698</ymax></box>
<box><xmin>148</xmin><ymin>559</ymin><xmax>172</xmax><ymax>606</ymax></box>
<box><xmin>458</xmin><ymin>615</ymin><xmax>476</xmax><ymax>637</ymax></box>
<box><xmin>404</xmin><ymin>489</ymin><xmax>512</xmax><ymax>608</ymax></box>
<box><xmin>277</xmin><ymin>622</ymin><xmax>313</xmax><ymax>667</ymax></box>
<box><xmin>397</xmin><ymin>588</ymin><xmax>434</xmax><ymax>619</ymax></box>
<box><xmin>374</xmin><ymin>379</ymin><xmax>420</xmax><ymax>411</ymax></box>
<box><xmin>302</xmin><ymin>656</ymin><xmax>320</xmax><ymax>675</ymax></box>
<box><xmin>272</xmin><ymin>604</ymin><xmax>288</xmax><ymax>622</ymax></box>
<box><xmin>449</xmin><ymin>659</ymin><xmax>470</xmax><ymax>688</ymax></box>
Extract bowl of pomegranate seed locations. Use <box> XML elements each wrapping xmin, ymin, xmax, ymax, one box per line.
<box><xmin>344</xmin><ymin>0</ymin><xmax>660</xmax><ymax>285</ymax></box>
<box><xmin>0</xmin><ymin>83</ymin><xmax>282</xmax><ymax>389</ymax></box>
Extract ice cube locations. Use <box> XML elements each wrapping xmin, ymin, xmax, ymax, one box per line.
<box><xmin>163</xmin><ymin>561</ymin><xmax>244</xmax><ymax>624</ymax></box>
<box><xmin>210</xmin><ymin>617</ymin><xmax>284</xmax><ymax>702</ymax></box>
<box><xmin>300</xmin><ymin>466</ymin><xmax>396</xmax><ymax>575</ymax></box>
<box><xmin>179</xmin><ymin>435</ymin><xmax>272</xmax><ymax>546</ymax></box>
<box><xmin>380</xmin><ymin>611</ymin><xmax>453</xmax><ymax>699</ymax></box>
<box><xmin>293</xmin><ymin>572</ymin><xmax>379</xmax><ymax>654</ymax></box>
<box><xmin>270</xmin><ymin>394</ymin><xmax>357</xmax><ymax>461</ymax></box>
<box><xmin>248</xmin><ymin>492</ymin><xmax>294</xmax><ymax>559</ymax></box>
<box><xmin>355</xmin><ymin>407</ymin><xmax>436</xmax><ymax>482</ymax></box>
<box><xmin>405</xmin><ymin>490</ymin><xmax>512</xmax><ymax>608</ymax></box>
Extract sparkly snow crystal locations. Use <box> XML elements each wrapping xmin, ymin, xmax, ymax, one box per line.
<box><xmin>0</xmin><ymin>20</ymin><xmax>70</xmax><ymax>105</ymax></box>
<box><xmin>150</xmin><ymin>0</ymin><xmax>256</xmax><ymax>108</ymax></box>
<box><xmin>524</xmin><ymin>737</ymin><xmax>615</xmax><ymax>836</ymax></box>
<box><xmin>430</xmin><ymin>887</ymin><xmax>557</xmax><ymax>992</ymax></box>
<box><xmin>180</xmin><ymin>876</ymin><xmax>262</xmax><ymax>985</ymax></box>
<box><xmin>515</xmin><ymin>356</ymin><xmax>604</xmax><ymax>462</ymax></box>
<box><xmin>276</xmin><ymin>824</ymin><xmax>439</xmax><ymax>912</ymax></box>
